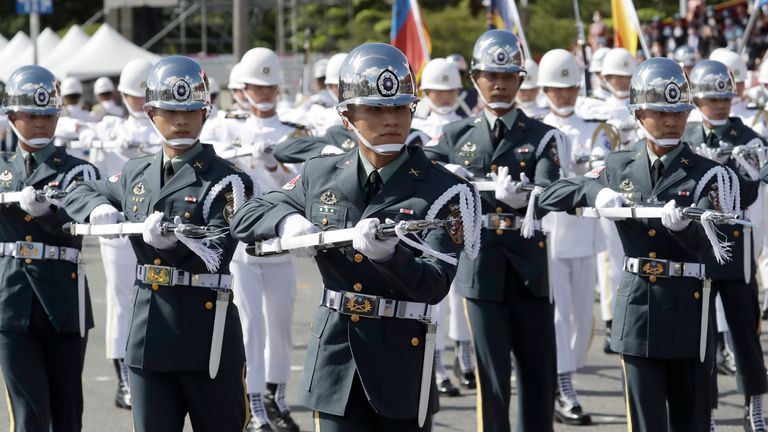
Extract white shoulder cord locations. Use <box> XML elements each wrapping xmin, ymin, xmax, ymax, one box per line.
<box><xmin>731</xmin><ymin>138</ymin><xmax>763</xmax><ymax>182</ymax></box>
<box><xmin>394</xmin><ymin>183</ymin><xmax>482</xmax><ymax>265</ymax></box>
<box><xmin>61</xmin><ymin>164</ymin><xmax>98</xmax><ymax>191</ymax></box>
<box><xmin>692</xmin><ymin>165</ymin><xmax>737</xmax><ymax>264</ymax></box>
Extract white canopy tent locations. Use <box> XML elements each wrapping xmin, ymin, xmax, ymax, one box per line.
<box><xmin>53</xmin><ymin>24</ymin><xmax>161</xmax><ymax>80</ymax></box>
<box><xmin>0</xmin><ymin>32</ymin><xmax>32</xmax><ymax>81</ymax></box>
<box><xmin>6</xmin><ymin>28</ymin><xmax>63</xmax><ymax>74</ymax></box>
<box><xmin>43</xmin><ymin>25</ymin><xmax>89</xmax><ymax>71</ymax></box>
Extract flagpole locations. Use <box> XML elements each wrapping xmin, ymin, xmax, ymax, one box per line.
<box><xmin>738</xmin><ymin>1</ymin><xmax>762</xmax><ymax>55</ymax></box>
<box><xmin>506</xmin><ymin>0</ymin><xmax>532</xmax><ymax>60</ymax></box>
<box><xmin>408</xmin><ymin>0</ymin><xmax>431</xmax><ymax>69</ymax></box>
<box><xmin>624</xmin><ymin>0</ymin><xmax>651</xmax><ymax>58</ymax></box>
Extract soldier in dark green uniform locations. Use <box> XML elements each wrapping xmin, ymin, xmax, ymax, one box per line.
<box><xmin>423</xmin><ymin>29</ymin><xmax>563</xmax><ymax>432</ymax></box>
<box><xmin>230</xmin><ymin>43</ymin><xmax>475</xmax><ymax>432</ymax></box>
<box><xmin>538</xmin><ymin>57</ymin><xmax>729</xmax><ymax>431</ymax></box>
<box><xmin>682</xmin><ymin>59</ymin><xmax>768</xmax><ymax>431</ymax></box>
<box><xmin>0</xmin><ymin>65</ymin><xmax>97</xmax><ymax>432</ymax></box>
<box><xmin>61</xmin><ymin>56</ymin><xmax>253</xmax><ymax>432</ymax></box>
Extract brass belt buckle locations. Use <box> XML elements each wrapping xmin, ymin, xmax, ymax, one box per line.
<box><xmin>143</xmin><ymin>265</ymin><xmax>173</xmax><ymax>286</ymax></box>
<box><xmin>14</xmin><ymin>241</ymin><xmax>44</xmax><ymax>260</ymax></box>
<box><xmin>638</xmin><ymin>258</ymin><xmax>668</xmax><ymax>278</ymax></box>
<box><xmin>340</xmin><ymin>292</ymin><xmax>380</xmax><ymax>318</ymax></box>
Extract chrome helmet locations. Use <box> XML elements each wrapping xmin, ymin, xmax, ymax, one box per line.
<box><xmin>337</xmin><ymin>43</ymin><xmax>418</xmax><ymax>109</ymax></box>
<box><xmin>144</xmin><ymin>55</ymin><xmax>210</xmax><ymax>112</ymax></box>
<box><xmin>470</xmin><ymin>30</ymin><xmax>525</xmax><ymax>74</ymax></box>
<box><xmin>3</xmin><ymin>65</ymin><xmax>61</xmax><ymax>115</ymax></box>
<box><xmin>673</xmin><ymin>45</ymin><xmax>696</xmax><ymax>68</ymax></box>
<box><xmin>688</xmin><ymin>60</ymin><xmax>736</xmax><ymax>99</ymax></box>
<box><xmin>628</xmin><ymin>57</ymin><xmax>693</xmax><ymax>113</ymax></box>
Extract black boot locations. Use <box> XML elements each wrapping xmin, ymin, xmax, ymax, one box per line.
<box><xmin>435</xmin><ymin>349</ymin><xmax>460</xmax><ymax>396</ymax></box>
<box><xmin>113</xmin><ymin>359</ymin><xmax>131</xmax><ymax>410</ymax></box>
<box><xmin>264</xmin><ymin>383</ymin><xmax>300</xmax><ymax>432</ymax></box>
<box><xmin>744</xmin><ymin>395</ymin><xmax>767</xmax><ymax>432</ymax></box>
<box><xmin>453</xmin><ymin>356</ymin><xmax>476</xmax><ymax>389</ymax></box>
<box><xmin>603</xmin><ymin>320</ymin><xmax>617</xmax><ymax>354</ymax></box>
<box><xmin>554</xmin><ymin>373</ymin><xmax>592</xmax><ymax>426</ymax></box>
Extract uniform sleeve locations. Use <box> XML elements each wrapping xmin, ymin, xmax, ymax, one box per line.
<box><xmin>230</xmin><ymin>165</ymin><xmax>309</xmax><ymax>241</ymax></box>
<box><xmin>537</xmin><ymin>167</ymin><xmax>609</xmax><ymax>212</ymax></box>
<box><xmin>534</xmin><ymin>136</ymin><xmax>564</xmax><ymax>187</ymax></box>
<box><xmin>36</xmin><ymin>163</ymin><xmax>103</xmax><ymax>234</ymax></box>
<box><xmin>61</xmin><ymin>174</ymin><xmax>125</xmax><ymax>223</ymax></box>
<box><xmin>272</xmin><ymin>134</ymin><xmax>333</xmax><ymax>164</ymax></box>
<box><xmin>421</xmin><ymin>132</ymin><xmax>451</xmax><ymax>163</ymax></box>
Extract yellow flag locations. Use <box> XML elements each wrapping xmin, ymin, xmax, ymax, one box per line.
<box><xmin>611</xmin><ymin>0</ymin><xmax>638</xmax><ymax>56</ymax></box>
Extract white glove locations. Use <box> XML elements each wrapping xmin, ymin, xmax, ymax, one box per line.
<box><xmin>595</xmin><ymin>188</ymin><xmax>629</xmax><ymax>220</ymax></box>
<box><xmin>89</xmin><ymin>204</ymin><xmax>123</xmax><ymax>239</ymax></box>
<box><xmin>492</xmin><ymin>166</ymin><xmax>529</xmax><ymax>209</ymax></box>
<box><xmin>252</xmin><ymin>140</ymin><xmax>278</xmax><ymax>166</ymax></box>
<box><xmin>353</xmin><ymin>218</ymin><xmax>399</xmax><ymax>262</ymax></box>
<box><xmin>143</xmin><ymin>211</ymin><xmax>178</xmax><ymax>249</ymax></box>
<box><xmin>661</xmin><ymin>200</ymin><xmax>691</xmax><ymax>232</ymax></box>
<box><xmin>19</xmin><ymin>186</ymin><xmax>51</xmax><ymax>217</ymax></box>
<box><xmin>77</xmin><ymin>128</ymin><xmax>97</xmax><ymax>148</ymax></box>
<box><xmin>443</xmin><ymin>163</ymin><xmax>473</xmax><ymax>179</ymax></box>
<box><xmin>277</xmin><ymin>213</ymin><xmax>321</xmax><ymax>258</ymax></box>
<box><xmin>695</xmin><ymin>144</ymin><xmax>726</xmax><ymax>163</ymax></box>
<box><xmin>320</xmin><ymin>145</ymin><xmax>345</xmax><ymax>155</ymax></box>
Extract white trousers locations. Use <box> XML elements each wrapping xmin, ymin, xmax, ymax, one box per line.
<box><xmin>551</xmin><ymin>255</ymin><xmax>596</xmax><ymax>374</ymax></box>
<box><xmin>434</xmin><ymin>281</ymin><xmax>471</xmax><ymax>350</ymax></box>
<box><xmin>230</xmin><ymin>244</ymin><xmax>296</xmax><ymax>393</ymax></box>
<box><xmin>596</xmin><ymin>218</ymin><xmax>623</xmax><ymax>321</ymax></box>
<box><xmin>99</xmin><ymin>236</ymin><xmax>137</xmax><ymax>359</ymax></box>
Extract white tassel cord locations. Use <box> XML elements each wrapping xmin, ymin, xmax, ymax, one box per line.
<box><xmin>521</xmin><ymin>186</ymin><xmax>543</xmax><ymax>239</ymax></box>
<box><xmin>61</xmin><ymin>164</ymin><xmax>98</xmax><ymax>191</ymax></box>
<box><xmin>701</xmin><ymin>211</ymin><xmax>733</xmax><ymax>264</ymax></box>
<box><xmin>731</xmin><ymin>140</ymin><xmax>762</xmax><ymax>182</ymax></box>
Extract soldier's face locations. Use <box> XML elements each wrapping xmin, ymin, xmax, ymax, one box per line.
<box><xmin>517</xmin><ymin>88</ymin><xmax>539</xmax><ymax>103</ymax></box>
<box><xmin>604</xmin><ymin>75</ymin><xmax>631</xmax><ymax>92</ymax></box>
<box><xmin>346</xmin><ymin>104</ymin><xmax>412</xmax><ymax>145</ymax></box>
<box><xmin>122</xmin><ymin>94</ymin><xmax>145</xmax><ymax>113</ymax></box>
<box><xmin>9</xmin><ymin>112</ymin><xmax>57</xmax><ymax>144</ymax></box>
<box><xmin>543</xmin><ymin>86</ymin><xmax>579</xmax><ymax>108</ymax></box>
<box><xmin>636</xmin><ymin>109</ymin><xmax>689</xmax><ymax>140</ymax></box>
<box><xmin>695</xmin><ymin>97</ymin><xmax>732</xmax><ymax>122</ymax></box>
<box><xmin>472</xmin><ymin>71</ymin><xmax>521</xmax><ymax>105</ymax></box>
<box><xmin>425</xmin><ymin>89</ymin><xmax>459</xmax><ymax>107</ymax></box>
<box><xmin>148</xmin><ymin>108</ymin><xmax>206</xmax><ymax>141</ymax></box>
<box><xmin>244</xmin><ymin>84</ymin><xmax>278</xmax><ymax>104</ymax></box>
<box><xmin>327</xmin><ymin>84</ymin><xmax>339</xmax><ymax>99</ymax></box>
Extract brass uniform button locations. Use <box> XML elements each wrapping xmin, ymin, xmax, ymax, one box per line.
<box><xmin>411</xmin><ymin>337</ymin><xmax>420</xmax><ymax>347</ymax></box>
<box><xmin>463</xmin><ymin>160</ymin><xmax>470</xmax><ymax>166</ymax></box>
<box><xmin>649</xmin><ymin>275</ymin><xmax>657</xmax><ymax>283</ymax></box>
<box><xmin>321</xmin><ymin>217</ymin><xmax>328</xmax><ymax>225</ymax></box>
<box><xmin>151</xmin><ymin>283</ymin><xmax>160</xmax><ymax>291</ymax></box>
<box><xmin>24</xmin><ymin>258</ymin><xmax>32</xmax><ymax>264</ymax></box>
<box><xmin>132</xmin><ymin>206</ymin><xmax>138</xmax><ymax>212</ymax></box>
<box><xmin>538</xmin><ymin>241</ymin><xmax>545</xmax><ymax>249</ymax></box>
<box><xmin>519</xmin><ymin>161</ymin><xmax>527</xmax><ymax>168</ymax></box>
<box><xmin>490</xmin><ymin>164</ymin><xmax>498</xmax><ymax>173</ymax></box>
<box><xmin>24</xmin><ymin>235</ymin><xmax>32</xmax><ymax>242</ymax></box>
<box><xmin>648</xmin><ymin>228</ymin><xmax>656</xmax><ymax>237</ymax></box>
<box><xmin>23</xmin><ymin>215</ymin><xmax>32</xmax><ymax>222</ymax></box>
<box><xmin>496</xmin><ymin>229</ymin><xmax>504</xmax><ymax>236</ymax></box>
<box><xmin>353</xmin><ymin>283</ymin><xmax>363</xmax><ymax>292</ymax></box>
<box><xmin>205</xmin><ymin>301</ymin><xmax>214</xmax><ymax>310</ymax></box>
<box><xmin>354</xmin><ymin>254</ymin><xmax>364</xmax><ymax>263</ymax></box>
<box><xmin>649</xmin><ymin>252</ymin><xmax>657</xmax><ymax>258</ymax></box>
<box><xmin>153</xmin><ymin>258</ymin><xmax>162</xmax><ymax>265</ymax></box>
<box><xmin>693</xmin><ymin>291</ymin><xmax>701</xmax><ymax>300</ymax></box>
<box><xmin>496</xmin><ymin>207</ymin><xmax>503</xmax><ymax>214</ymax></box>
<box><xmin>184</xmin><ymin>211</ymin><xmax>191</xmax><ymax>220</ymax></box>
<box><xmin>350</xmin><ymin>314</ymin><xmax>360</xmax><ymax>323</ymax></box>
<box><xmin>733</xmin><ymin>230</ymin><xmax>740</xmax><ymax>238</ymax></box>
<box><xmin>70</xmin><ymin>272</ymin><xmax>77</xmax><ymax>280</ymax></box>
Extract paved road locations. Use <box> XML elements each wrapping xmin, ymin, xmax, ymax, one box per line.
<box><xmin>0</xmin><ymin>238</ymin><xmax>759</xmax><ymax>431</ymax></box>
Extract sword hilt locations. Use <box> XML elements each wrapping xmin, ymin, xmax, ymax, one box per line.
<box><xmin>374</xmin><ymin>219</ymin><xmax>455</xmax><ymax>240</ymax></box>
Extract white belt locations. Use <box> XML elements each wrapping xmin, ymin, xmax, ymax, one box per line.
<box><xmin>0</xmin><ymin>241</ymin><xmax>81</xmax><ymax>264</ymax></box>
<box><xmin>623</xmin><ymin>257</ymin><xmax>705</xmax><ymax>279</ymax></box>
<box><xmin>321</xmin><ymin>288</ymin><xmax>432</xmax><ymax>322</ymax></box>
<box><xmin>481</xmin><ymin>213</ymin><xmax>539</xmax><ymax>231</ymax></box>
<box><xmin>136</xmin><ymin>265</ymin><xmax>233</xmax><ymax>290</ymax></box>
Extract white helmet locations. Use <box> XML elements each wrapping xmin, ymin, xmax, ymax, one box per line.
<box><xmin>520</xmin><ymin>59</ymin><xmax>539</xmax><ymax>90</ymax></box>
<box><xmin>118</xmin><ymin>59</ymin><xmax>153</xmax><ymax>97</ymax></box>
<box><xmin>240</xmin><ymin>47</ymin><xmax>281</xmax><ymax>86</ymax></box>
<box><xmin>420</xmin><ymin>58</ymin><xmax>462</xmax><ymax>91</ymax></box>
<box><xmin>227</xmin><ymin>63</ymin><xmax>245</xmax><ymax>90</ymax></box>
<box><xmin>538</xmin><ymin>49</ymin><xmax>580</xmax><ymax>88</ymax></box>
<box><xmin>208</xmin><ymin>77</ymin><xmax>220</xmax><ymax>95</ymax></box>
<box><xmin>590</xmin><ymin>47</ymin><xmax>611</xmax><ymax>73</ymax></box>
<box><xmin>758</xmin><ymin>59</ymin><xmax>768</xmax><ymax>84</ymax></box>
<box><xmin>313</xmin><ymin>58</ymin><xmax>329</xmax><ymax>79</ymax></box>
<box><xmin>324</xmin><ymin>52</ymin><xmax>348</xmax><ymax>85</ymax></box>
<box><xmin>602</xmin><ymin>48</ymin><xmax>636</xmax><ymax>77</ymax></box>
<box><xmin>709</xmin><ymin>48</ymin><xmax>747</xmax><ymax>83</ymax></box>
<box><xmin>60</xmin><ymin>77</ymin><xmax>84</xmax><ymax>97</ymax></box>
<box><xmin>93</xmin><ymin>77</ymin><xmax>115</xmax><ymax>96</ymax></box>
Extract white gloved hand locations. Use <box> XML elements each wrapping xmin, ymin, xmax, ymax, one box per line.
<box><xmin>252</xmin><ymin>140</ymin><xmax>278</xmax><ymax>166</ymax></box>
<box><xmin>89</xmin><ymin>203</ymin><xmax>124</xmax><ymax>239</ymax></box>
<box><xmin>320</xmin><ymin>145</ymin><xmax>345</xmax><ymax>156</ymax></box>
<box><xmin>19</xmin><ymin>186</ymin><xmax>51</xmax><ymax>217</ymax></box>
<box><xmin>77</xmin><ymin>128</ymin><xmax>97</xmax><ymax>149</ymax></box>
<box><xmin>443</xmin><ymin>163</ymin><xmax>473</xmax><ymax>179</ymax></box>
<box><xmin>492</xmin><ymin>166</ymin><xmax>528</xmax><ymax>209</ymax></box>
<box><xmin>352</xmin><ymin>218</ymin><xmax>399</xmax><ymax>262</ymax></box>
<box><xmin>143</xmin><ymin>211</ymin><xmax>178</xmax><ymax>249</ymax></box>
<box><xmin>695</xmin><ymin>144</ymin><xmax>720</xmax><ymax>162</ymax></box>
<box><xmin>595</xmin><ymin>187</ymin><xmax>629</xmax><ymax>220</ymax></box>
<box><xmin>277</xmin><ymin>213</ymin><xmax>321</xmax><ymax>258</ymax></box>
<box><xmin>661</xmin><ymin>200</ymin><xmax>691</xmax><ymax>232</ymax></box>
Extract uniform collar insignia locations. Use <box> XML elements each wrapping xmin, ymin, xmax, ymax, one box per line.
<box><xmin>320</xmin><ymin>190</ymin><xmax>338</xmax><ymax>205</ymax></box>
<box><xmin>517</xmin><ymin>121</ymin><xmax>525</xmax><ymax>128</ymax></box>
<box><xmin>680</xmin><ymin>157</ymin><xmax>689</xmax><ymax>166</ymax></box>
<box><xmin>53</xmin><ymin>157</ymin><xmax>62</xmax><ymax>164</ymax></box>
<box><xmin>193</xmin><ymin>161</ymin><xmax>204</xmax><ymax>169</ymax></box>
<box><xmin>473</xmin><ymin>117</ymin><xmax>483</xmax><ymax>124</ymax></box>
<box><xmin>409</xmin><ymin>168</ymin><xmax>420</xmax><ymax>177</ymax></box>
<box><xmin>343</xmin><ymin>160</ymin><xmax>352</xmax><ymax>166</ymax></box>
<box><xmin>730</xmin><ymin>129</ymin><xmax>738</xmax><ymax>137</ymax></box>
<box><xmin>620</xmin><ymin>178</ymin><xmax>634</xmax><ymax>191</ymax></box>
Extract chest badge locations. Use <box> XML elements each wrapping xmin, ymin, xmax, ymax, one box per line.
<box><xmin>0</xmin><ymin>170</ymin><xmax>13</xmax><ymax>182</ymax></box>
<box><xmin>620</xmin><ymin>179</ymin><xmax>634</xmax><ymax>191</ymax></box>
<box><xmin>133</xmin><ymin>183</ymin><xmax>145</xmax><ymax>195</ymax></box>
<box><xmin>459</xmin><ymin>142</ymin><xmax>477</xmax><ymax>158</ymax></box>
<box><xmin>341</xmin><ymin>139</ymin><xmax>356</xmax><ymax>150</ymax></box>
<box><xmin>320</xmin><ymin>190</ymin><xmax>338</xmax><ymax>205</ymax></box>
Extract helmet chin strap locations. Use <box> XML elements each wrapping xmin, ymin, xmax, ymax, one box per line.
<box><xmin>148</xmin><ymin>119</ymin><xmax>200</xmax><ymax>149</ymax></box>
<box><xmin>698</xmin><ymin>109</ymin><xmax>728</xmax><ymax>126</ymax></box>
<box><xmin>635</xmin><ymin>118</ymin><xmax>680</xmax><ymax>148</ymax></box>
<box><xmin>471</xmin><ymin>77</ymin><xmax>514</xmax><ymax>110</ymax></box>
<box><xmin>604</xmin><ymin>80</ymin><xmax>630</xmax><ymax>98</ymax></box>
<box><xmin>243</xmin><ymin>91</ymin><xmax>275</xmax><ymax>112</ymax></box>
<box><xmin>121</xmin><ymin>95</ymin><xmax>148</xmax><ymax>120</ymax></box>
<box><xmin>338</xmin><ymin>108</ymin><xmax>404</xmax><ymax>155</ymax></box>
<box><xmin>8</xmin><ymin>121</ymin><xmax>53</xmax><ymax>148</ymax></box>
<box><xmin>427</xmin><ymin>99</ymin><xmax>459</xmax><ymax>116</ymax></box>
<box><xmin>543</xmin><ymin>94</ymin><xmax>575</xmax><ymax>117</ymax></box>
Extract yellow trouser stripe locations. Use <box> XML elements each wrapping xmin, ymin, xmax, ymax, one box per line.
<box><xmin>620</xmin><ymin>355</ymin><xmax>633</xmax><ymax>432</ymax></box>
<box><xmin>463</xmin><ymin>297</ymin><xmax>483</xmax><ymax>432</ymax></box>
<box><xmin>314</xmin><ymin>410</ymin><xmax>321</xmax><ymax>432</ymax></box>
<box><xmin>242</xmin><ymin>364</ymin><xmax>250</xmax><ymax>431</ymax></box>
<box><xmin>5</xmin><ymin>385</ymin><xmax>14</xmax><ymax>432</ymax></box>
